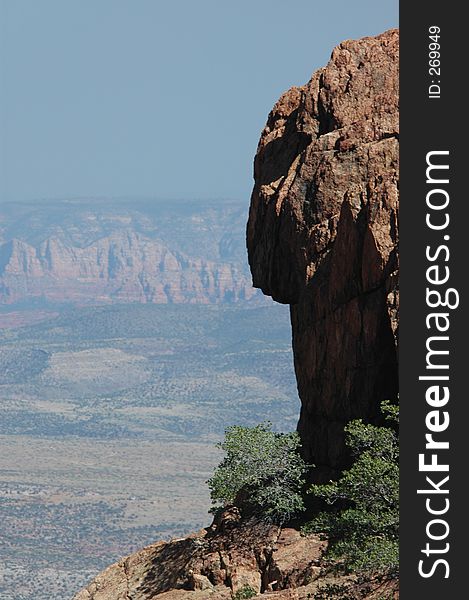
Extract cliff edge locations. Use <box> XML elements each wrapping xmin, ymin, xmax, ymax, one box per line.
<box><xmin>247</xmin><ymin>28</ymin><xmax>399</xmax><ymax>476</ymax></box>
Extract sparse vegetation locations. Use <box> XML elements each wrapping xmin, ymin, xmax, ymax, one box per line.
<box><xmin>303</xmin><ymin>401</ymin><xmax>399</xmax><ymax>577</ymax></box>
<box><xmin>207</xmin><ymin>422</ymin><xmax>309</xmax><ymax>523</ymax></box>
<box><xmin>310</xmin><ymin>582</ymin><xmax>356</xmax><ymax>600</ymax></box>
<box><xmin>232</xmin><ymin>585</ymin><xmax>257</xmax><ymax>600</ymax></box>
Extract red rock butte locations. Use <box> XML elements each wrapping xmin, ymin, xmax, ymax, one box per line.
<box><xmin>247</xmin><ymin>28</ymin><xmax>399</xmax><ymax>477</ymax></box>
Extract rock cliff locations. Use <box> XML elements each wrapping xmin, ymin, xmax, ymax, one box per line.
<box><xmin>247</xmin><ymin>28</ymin><xmax>399</xmax><ymax>476</ymax></box>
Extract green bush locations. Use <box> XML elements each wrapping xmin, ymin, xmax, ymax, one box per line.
<box><xmin>303</xmin><ymin>401</ymin><xmax>399</xmax><ymax>576</ymax></box>
<box><xmin>232</xmin><ymin>585</ymin><xmax>257</xmax><ymax>599</ymax></box>
<box><xmin>207</xmin><ymin>422</ymin><xmax>309</xmax><ymax>523</ymax></box>
<box><xmin>310</xmin><ymin>582</ymin><xmax>356</xmax><ymax>600</ymax></box>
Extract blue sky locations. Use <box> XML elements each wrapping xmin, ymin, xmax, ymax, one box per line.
<box><xmin>0</xmin><ymin>0</ymin><xmax>398</xmax><ymax>204</ymax></box>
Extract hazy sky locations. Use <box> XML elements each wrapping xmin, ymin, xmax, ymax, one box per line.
<box><xmin>0</xmin><ymin>0</ymin><xmax>398</xmax><ymax>204</ymax></box>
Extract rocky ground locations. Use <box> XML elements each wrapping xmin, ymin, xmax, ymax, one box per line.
<box><xmin>73</xmin><ymin>509</ymin><xmax>398</xmax><ymax>600</ymax></box>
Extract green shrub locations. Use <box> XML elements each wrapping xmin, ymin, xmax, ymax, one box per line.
<box><xmin>207</xmin><ymin>422</ymin><xmax>309</xmax><ymax>523</ymax></box>
<box><xmin>303</xmin><ymin>401</ymin><xmax>399</xmax><ymax>576</ymax></box>
<box><xmin>232</xmin><ymin>585</ymin><xmax>257</xmax><ymax>599</ymax></box>
<box><xmin>310</xmin><ymin>582</ymin><xmax>356</xmax><ymax>600</ymax></box>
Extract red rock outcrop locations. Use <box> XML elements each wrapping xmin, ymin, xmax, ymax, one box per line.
<box><xmin>73</xmin><ymin>509</ymin><xmax>396</xmax><ymax>600</ymax></box>
<box><xmin>247</xmin><ymin>29</ymin><xmax>399</xmax><ymax>476</ymax></box>
<box><xmin>73</xmin><ymin>511</ymin><xmax>323</xmax><ymax>600</ymax></box>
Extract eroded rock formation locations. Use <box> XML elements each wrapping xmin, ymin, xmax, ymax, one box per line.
<box><xmin>73</xmin><ymin>511</ymin><xmax>323</xmax><ymax>599</ymax></box>
<box><xmin>0</xmin><ymin>232</ymin><xmax>256</xmax><ymax>304</ymax></box>
<box><xmin>0</xmin><ymin>200</ymin><xmax>262</xmax><ymax>305</ymax></box>
<box><xmin>247</xmin><ymin>28</ymin><xmax>399</xmax><ymax>476</ymax></box>
<box><xmin>73</xmin><ymin>509</ymin><xmax>396</xmax><ymax>600</ymax></box>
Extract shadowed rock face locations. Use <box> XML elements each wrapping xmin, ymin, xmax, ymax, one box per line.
<box><xmin>247</xmin><ymin>29</ymin><xmax>399</xmax><ymax>477</ymax></box>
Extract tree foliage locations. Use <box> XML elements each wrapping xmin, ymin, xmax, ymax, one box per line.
<box><xmin>207</xmin><ymin>422</ymin><xmax>308</xmax><ymax>523</ymax></box>
<box><xmin>304</xmin><ymin>401</ymin><xmax>399</xmax><ymax>576</ymax></box>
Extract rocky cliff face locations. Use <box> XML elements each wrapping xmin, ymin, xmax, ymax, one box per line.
<box><xmin>0</xmin><ymin>200</ymin><xmax>262</xmax><ymax>305</ymax></box>
<box><xmin>247</xmin><ymin>29</ymin><xmax>399</xmax><ymax>476</ymax></box>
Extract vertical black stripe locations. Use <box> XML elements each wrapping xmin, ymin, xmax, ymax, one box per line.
<box><xmin>400</xmin><ymin>2</ymin><xmax>466</xmax><ymax>596</ymax></box>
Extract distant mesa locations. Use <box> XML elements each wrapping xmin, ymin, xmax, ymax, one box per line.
<box><xmin>0</xmin><ymin>200</ymin><xmax>264</xmax><ymax>305</ymax></box>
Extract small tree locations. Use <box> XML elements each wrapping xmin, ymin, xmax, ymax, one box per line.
<box><xmin>207</xmin><ymin>422</ymin><xmax>309</xmax><ymax>523</ymax></box>
<box><xmin>303</xmin><ymin>401</ymin><xmax>399</xmax><ymax>576</ymax></box>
